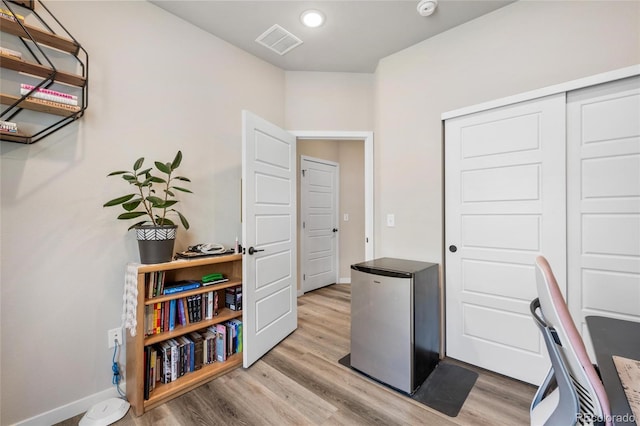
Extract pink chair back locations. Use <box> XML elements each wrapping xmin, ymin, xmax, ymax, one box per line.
<box><xmin>535</xmin><ymin>256</ymin><xmax>611</xmax><ymax>425</ymax></box>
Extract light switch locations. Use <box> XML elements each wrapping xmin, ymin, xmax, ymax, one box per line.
<box><xmin>387</xmin><ymin>214</ymin><xmax>395</xmax><ymax>227</ymax></box>
<box><xmin>344</xmin><ymin>213</ymin><xmax>349</xmax><ymax>222</ymax></box>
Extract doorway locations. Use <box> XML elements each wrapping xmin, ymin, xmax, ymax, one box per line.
<box><xmin>300</xmin><ymin>156</ymin><xmax>339</xmax><ymax>293</ymax></box>
<box><xmin>291</xmin><ymin>131</ymin><xmax>374</xmax><ymax>295</ymax></box>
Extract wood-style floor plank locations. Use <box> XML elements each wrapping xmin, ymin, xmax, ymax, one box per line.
<box><xmin>56</xmin><ymin>284</ymin><xmax>535</xmax><ymax>426</ymax></box>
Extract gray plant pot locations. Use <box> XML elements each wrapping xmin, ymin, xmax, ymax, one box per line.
<box><xmin>135</xmin><ymin>225</ymin><xmax>177</xmax><ymax>264</ymax></box>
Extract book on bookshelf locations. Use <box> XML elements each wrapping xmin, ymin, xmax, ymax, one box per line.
<box><xmin>21</xmin><ymin>84</ymin><xmax>78</xmax><ymax>100</ymax></box>
<box><xmin>168</xmin><ymin>339</ymin><xmax>179</xmax><ymax>382</ymax></box>
<box><xmin>0</xmin><ymin>8</ymin><xmax>25</xmax><ymax>22</ymax></box>
<box><xmin>20</xmin><ymin>96</ymin><xmax>81</xmax><ymax>112</ymax></box>
<box><xmin>189</xmin><ymin>332</ymin><xmax>204</xmax><ymax>371</ymax></box>
<box><xmin>215</xmin><ymin>324</ymin><xmax>227</xmax><ymax>362</ymax></box>
<box><xmin>202</xmin><ymin>329</ymin><xmax>216</xmax><ymax>365</ymax></box>
<box><xmin>160</xmin><ymin>341</ymin><xmax>172</xmax><ymax>384</ymax></box>
<box><xmin>229</xmin><ymin>318</ymin><xmax>243</xmax><ymax>353</ymax></box>
<box><xmin>20</xmin><ymin>84</ymin><xmax>78</xmax><ymax>106</ymax></box>
<box><xmin>168</xmin><ymin>299</ymin><xmax>176</xmax><ymax>331</ymax></box>
<box><xmin>203</xmin><ymin>278</ymin><xmax>229</xmax><ymax>286</ymax></box>
<box><xmin>143</xmin><ymin>346</ymin><xmax>152</xmax><ymax>400</ymax></box>
<box><xmin>163</xmin><ymin>280</ymin><xmax>201</xmax><ymax>295</ymax></box>
<box><xmin>0</xmin><ymin>46</ymin><xmax>22</xmax><ymax>59</ymax></box>
<box><xmin>0</xmin><ymin>120</ymin><xmax>18</xmax><ymax>133</ymax></box>
<box><xmin>225</xmin><ymin>285</ymin><xmax>242</xmax><ymax>311</ymax></box>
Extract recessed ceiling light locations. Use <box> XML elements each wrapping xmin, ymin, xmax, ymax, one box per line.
<box><xmin>301</xmin><ymin>10</ymin><xmax>325</xmax><ymax>28</ymax></box>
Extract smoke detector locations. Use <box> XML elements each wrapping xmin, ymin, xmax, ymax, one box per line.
<box><xmin>417</xmin><ymin>0</ymin><xmax>438</xmax><ymax>17</ymax></box>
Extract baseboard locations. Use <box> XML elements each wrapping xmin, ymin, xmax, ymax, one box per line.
<box><xmin>339</xmin><ymin>277</ymin><xmax>351</xmax><ymax>284</ymax></box>
<box><xmin>14</xmin><ymin>384</ymin><xmax>126</xmax><ymax>426</ymax></box>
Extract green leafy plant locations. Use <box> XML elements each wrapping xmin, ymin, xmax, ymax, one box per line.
<box><xmin>103</xmin><ymin>151</ymin><xmax>192</xmax><ymax>230</ymax></box>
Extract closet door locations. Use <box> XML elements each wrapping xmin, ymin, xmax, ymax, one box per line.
<box><xmin>567</xmin><ymin>76</ymin><xmax>640</xmax><ymax>352</ymax></box>
<box><xmin>445</xmin><ymin>94</ymin><xmax>566</xmax><ymax>384</ymax></box>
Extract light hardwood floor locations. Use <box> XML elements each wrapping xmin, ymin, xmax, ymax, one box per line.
<box><xmin>58</xmin><ymin>284</ymin><xmax>536</xmax><ymax>425</ymax></box>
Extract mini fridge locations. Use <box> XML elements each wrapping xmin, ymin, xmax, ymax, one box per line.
<box><xmin>350</xmin><ymin>257</ymin><xmax>439</xmax><ymax>394</ymax></box>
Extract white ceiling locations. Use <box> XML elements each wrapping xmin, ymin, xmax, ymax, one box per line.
<box><xmin>150</xmin><ymin>1</ymin><xmax>515</xmax><ymax>73</ymax></box>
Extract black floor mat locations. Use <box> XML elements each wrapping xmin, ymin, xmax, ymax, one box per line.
<box><xmin>338</xmin><ymin>354</ymin><xmax>478</xmax><ymax>417</ymax></box>
<box><xmin>411</xmin><ymin>361</ymin><xmax>478</xmax><ymax>417</ymax></box>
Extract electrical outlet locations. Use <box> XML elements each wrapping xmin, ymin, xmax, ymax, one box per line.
<box><xmin>108</xmin><ymin>327</ymin><xmax>123</xmax><ymax>349</ymax></box>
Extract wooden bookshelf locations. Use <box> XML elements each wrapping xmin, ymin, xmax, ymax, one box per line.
<box><xmin>126</xmin><ymin>254</ymin><xmax>243</xmax><ymax>417</ymax></box>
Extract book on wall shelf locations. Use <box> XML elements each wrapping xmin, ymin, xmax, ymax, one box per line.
<box><xmin>20</xmin><ymin>83</ymin><xmax>79</xmax><ymax>106</ymax></box>
<box><xmin>0</xmin><ymin>8</ymin><xmax>25</xmax><ymax>22</ymax></box>
<box><xmin>16</xmin><ymin>95</ymin><xmax>81</xmax><ymax>113</ymax></box>
<box><xmin>0</xmin><ymin>120</ymin><xmax>18</xmax><ymax>133</ymax></box>
<box><xmin>0</xmin><ymin>46</ymin><xmax>22</xmax><ymax>59</ymax></box>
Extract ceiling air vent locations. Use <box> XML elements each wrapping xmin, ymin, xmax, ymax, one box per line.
<box><xmin>255</xmin><ymin>24</ymin><xmax>303</xmax><ymax>56</ymax></box>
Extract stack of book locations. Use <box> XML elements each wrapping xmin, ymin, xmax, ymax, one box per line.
<box><xmin>0</xmin><ymin>120</ymin><xmax>18</xmax><ymax>134</ymax></box>
<box><xmin>143</xmin><ymin>319</ymin><xmax>243</xmax><ymax>400</ymax></box>
<box><xmin>225</xmin><ymin>285</ymin><xmax>242</xmax><ymax>311</ymax></box>
<box><xmin>145</xmin><ymin>271</ymin><xmax>166</xmax><ymax>298</ymax></box>
<box><xmin>20</xmin><ymin>83</ymin><xmax>81</xmax><ymax>112</ymax></box>
<box><xmin>0</xmin><ymin>46</ymin><xmax>22</xmax><ymax>59</ymax></box>
<box><xmin>0</xmin><ymin>8</ymin><xmax>24</xmax><ymax>22</ymax></box>
<box><xmin>144</xmin><ymin>289</ymin><xmax>219</xmax><ymax>336</ymax></box>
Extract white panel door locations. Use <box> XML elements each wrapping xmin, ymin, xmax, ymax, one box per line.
<box><xmin>301</xmin><ymin>156</ymin><xmax>339</xmax><ymax>293</ymax></box>
<box><xmin>445</xmin><ymin>94</ymin><xmax>566</xmax><ymax>384</ymax></box>
<box><xmin>567</xmin><ymin>76</ymin><xmax>640</xmax><ymax>352</ymax></box>
<box><xmin>242</xmin><ymin>110</ymin><xmax>297</xmax><ymax>367</ymax></box>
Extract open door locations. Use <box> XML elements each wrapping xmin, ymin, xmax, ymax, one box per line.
<box><xmin>242</xmin><ymin>110</ymin><xmax>297</xmax><ymax>367</ymax></box>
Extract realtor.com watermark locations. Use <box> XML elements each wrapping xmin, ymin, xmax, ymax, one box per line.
<box><xmin>577</xmin><ymin>413</ymin><xmax>637</xmax><ymax>424</ymax></box>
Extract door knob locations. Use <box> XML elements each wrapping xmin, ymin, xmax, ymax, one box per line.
<box><xmin>449</xmin><ymin>245</ymin><xmax>457</xmax><ymax>253</ymax></box>
<box><xmin>248</xmin><ymin>246</ymin><xmax>264</xmax><ymax>255</ymax></box>
<box><xmin>332</xmin><ymin>228</ymin><xmax>338</xmax><ymax>233</ymax></box>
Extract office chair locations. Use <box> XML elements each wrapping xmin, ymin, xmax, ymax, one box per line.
<box><xmin>529</xmin><ymin>256</ymin><xmax>611</xmax><ymax>426</ymax></box>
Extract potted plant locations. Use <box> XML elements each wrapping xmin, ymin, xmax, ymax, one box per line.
<box><xmin>103</xmin><ymin>150</ymin><xmax>192</xmax><ymax>264</ymax></box>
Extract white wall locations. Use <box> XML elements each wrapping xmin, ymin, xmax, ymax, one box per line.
<box><xmin>0</xmin><ymin>1</ymin><xmax>284</xmax><ymax>424</ymax></box>
<box><xmin>285</xmin><ymin>71</ymin><xmax>374</xmax><ymax>131</ymax></box>
<box><xmin>374</xmin><ymin>0</ymin><xmax>640</xmax><ymax>268</ymax></box>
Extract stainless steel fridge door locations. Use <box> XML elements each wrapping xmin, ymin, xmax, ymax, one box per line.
<box><xmin>350</xmin><ymin>269</ymin><xmax>413</xmax><ymax>393</ymax></box>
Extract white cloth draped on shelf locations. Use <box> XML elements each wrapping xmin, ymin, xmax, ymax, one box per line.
<box><xmin>122</xmin><ymin>262</ymin><xmax>140</xmax><ymax>337</ymax></box>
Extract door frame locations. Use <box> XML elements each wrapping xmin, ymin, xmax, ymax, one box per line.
<box><xmin>290</xmin><ymin>131</ymin><xmax>374</xmax><ymax>267</ymax></box>
<box><xmin>300</xmin><ymin>156</ymin><xmax>340</xmax><ymax>293</ymax></box>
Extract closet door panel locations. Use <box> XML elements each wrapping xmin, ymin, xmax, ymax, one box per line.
<box><xmin>567</xmin><ymin>76</ymin><xmax>640</xmax><ymax>351</ymax></box>
<box><xmin>445</xmin><ymin>93</ymin><xmax>566</xmax><ymax>384</ymax></box>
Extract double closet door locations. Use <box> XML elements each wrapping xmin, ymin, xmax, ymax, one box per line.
<box><xmin>445</xmin><ymin>73</ymin><xmax>640</xmax><ymax>384</ymax></box>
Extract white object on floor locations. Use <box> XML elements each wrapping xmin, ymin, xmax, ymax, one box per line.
<box><xmin>79</xmin><ymin>398</ymin><xmax>130</xmax><ymax>426</ymax></box>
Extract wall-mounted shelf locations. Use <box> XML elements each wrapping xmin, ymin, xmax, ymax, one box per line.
<box><xmin>0</xmin><ymin>0</ymin><xmax>88</xmax><ymax>144</ymax></box>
